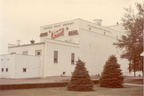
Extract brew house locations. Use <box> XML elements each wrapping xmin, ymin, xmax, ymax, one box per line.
<box><xmin>1</xmin><ymin>18</ymin><xmax>138</xmax><ymax>78</ymax></box>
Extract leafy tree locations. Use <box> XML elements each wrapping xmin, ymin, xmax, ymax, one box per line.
<box><xmin>67</xmin><ymin>59</ymin><xmax>94</xmax><ymax>91</ymax></box>
<box><xmin>100</xmin><ymin>55</ymin><xmax>124</xmax><ymax>88</ymax></box>
<box><xmin>114</xmin><ymin>3</ymin><xmax>143</xmax><ymax>76</ymax></box>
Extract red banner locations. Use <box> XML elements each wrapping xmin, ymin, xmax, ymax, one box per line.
<box><xmin>40</xmin><ymin>32</ymin><xmax>48</xmax><ymax>37</ymax></box>
<box><xmin>51</xmin><ymin>28</ymin><xmax>64</xmax><ymax>39</ymax></box>
<box><xmin>68</xmin><ymin>30</ymin><xmax>78</xmax><ymax>36</ymax></box>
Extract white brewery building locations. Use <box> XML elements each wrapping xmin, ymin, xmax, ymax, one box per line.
<box><xmin>0</xmin><ymin>18</ymin><xmax>135</xmax><ymax>78</ymax></box>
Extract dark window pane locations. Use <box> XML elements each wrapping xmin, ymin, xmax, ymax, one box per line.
<box><xmin>54</xmin><ymin>51</ymin><xmax>58</xmax><ymax>63</ymax></box>
<box><xmin>23</xmin><ymin>68</ymin><xmax>26</xmax><ymax>72</ymax></box>
<box><xmin>71</xmin><ymin>53</ymin><xmax>75</xmax><ymax>64</ymax></box>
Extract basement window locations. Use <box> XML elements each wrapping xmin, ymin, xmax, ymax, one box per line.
<box><xmin>63</xmin><ymin>72</ymin><xmax>66</xmax><ymax>75</ymax></box>
<box><xmin>23</xmin><ymin>68</ymin><xmax>27</xmax><ymax>72</ymax></box>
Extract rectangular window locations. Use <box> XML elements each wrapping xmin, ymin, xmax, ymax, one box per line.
<box><xmin>22</xmin><ymin>51</ymin><xmax>28</xmax><ymax>55</ymax></box>
<box><xmin>1</xmin><ymin>68</ymin><xmax>4</xmax><ymax>72</ymax></box>
<box><xmin>23</xmin><ymin>68</ymin><xmax>27</xmax><ymax>72</ymax></box>
<box><xmin>35</xmin><ymin>50</ymin><xmax>42</xmax><ymax>56</ymax></box>
<box><xmin>54</xmin><ymin>51</ymin><xmax>58</xmax><ymax>63</ymax></box>
<box><xmin>6</xmin><ymin>68</ymin><xmax>8</xmax><ymax>72</ymax></box>
<box><xmin>71</xmin><ymin>53</ymin><xmax>75</xmax><ymax>64</ymax></box>
<box><xmin>11</xmin><ymin>52</ymin><xmax>16</xmax><ymax>54</ymax></box>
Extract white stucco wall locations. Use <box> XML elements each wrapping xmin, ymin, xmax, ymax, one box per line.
<box><xmin>107</xmin><ymin>24</ymin><xmax>126</xmax><ymax>33</ymax></box>
<box><xmin>43</xmin><ymin>39</ymin><xmax>79</xmax><ymax>77</ymax></box>
<box><xmin>0</xmin><ymin>55</ymin><xmax>15</xmax><ymax>78</ymax></box>
<box><xmin>14</xmin><ymin>55</ymin><xmax>40</xmax><ymax>78</ymax></box>
<box><xmin>8</xmin><ymin>43</ymin><xmax>45</xmax><ymax>77</ymax></box>
<box><xmin>40</xmin><ymin>19</ymin><xmax>79</xmax><ymax>43</ymax></box>
<box><xmin>78</xmin><ymin>19</ymin><xmax>129</xmax><ymax>75</ymax></box>
<box><xmin>5</xmin><ymin>19</ymin><xmax>136</xmax><ymax>78</ymax></box>
<box><xmin>8</xmin><ymin>43</ymin><xmax>44</xmax><ymax>55</ymax></box>
<box><xmin>0</xmin><ymin>54</ymin><xmax>40</xmax><ymax>78</ymax></box>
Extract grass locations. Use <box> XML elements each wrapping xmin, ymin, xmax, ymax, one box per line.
<box><xmin>0</xmin><ymin>85</ymin><xmax>143</xmax><ymax>96</ymax></box>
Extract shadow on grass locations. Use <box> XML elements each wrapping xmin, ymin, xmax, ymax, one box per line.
<box><xmin>0</xmin><ymin>85</ymin><xmax>143</xmax><ymax>96</ymax></box>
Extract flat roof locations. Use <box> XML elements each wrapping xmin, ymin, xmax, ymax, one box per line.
<box><xmin>8</xmin><ymin>42</ymin><xmax>45</xmax><ymax>48</ymax></box>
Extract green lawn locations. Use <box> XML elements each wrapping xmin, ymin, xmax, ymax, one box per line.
<box><xmin>0</xmin><ymin>85</ymin><xmax>143</xmax><ymax>96</ymax></box>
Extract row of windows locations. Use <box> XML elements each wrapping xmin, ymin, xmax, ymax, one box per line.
<box><xmin>48</xmin><ymin>27</ymin><xmax>69</xmax><ymax>33</ymax></box>
<box><xmin>11</xmin><ymin>50</ymin><xmax>42</xmax><ymax>56</ymax></box>
<box><xmin>1</xmin><ymin>68</ymin><xmax>8</xmax><ymax>72</ymax></box>
<box><xmin>43</xmin><ymin>22</ymin><xmax>74</xmax><ymax>30</ymax></box>
<box><xmin>1</xmin><ymin>59</ymin><xmax>9</xmax><ymax>61</ymax></box>
<box><xmin>10</xmin><ymin>50</ymin><xmax>75</xmax><ymax>64</ymax></box>
<box><xmin>1</xmin><ymin>68</ymin><xmax>27</xmax><ymax>72</ymax></box>
<box><xmin>89</xmin><ymin>27</ymin><xmax>119</xmax><ymax>39</ymax></box>
<box><xmin>54</xmin><ymin>51</ymin><xmax>75</xmax><ymax>64</ymax></box>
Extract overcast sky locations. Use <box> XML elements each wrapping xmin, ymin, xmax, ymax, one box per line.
<box><xmin>0</xmin><ymin>0</ymin><xmax>142</xmax><ymax>54</ymax></box>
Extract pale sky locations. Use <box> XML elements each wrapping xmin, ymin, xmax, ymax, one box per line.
<box><xmin>0</xmin><ymin>0</ymin><xmax>142</xmax><ymax>54</ymax></box>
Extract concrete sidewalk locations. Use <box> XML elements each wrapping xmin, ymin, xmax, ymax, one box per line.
<box><xmin>124</xmin><ymin>83</ymin><xmax>144</xmax><ymax>86</ymax></box>
<box><xmin>0</xmin><ymin>76</ymin><xmax>99</xmax><ymax>85</ymax></box>
<box><xmin>0</xmin><ymin>76</ymin><xmax>71</xmax><ymax>85</ymax></box>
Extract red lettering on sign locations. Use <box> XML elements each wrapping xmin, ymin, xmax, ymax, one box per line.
<box><xmin>68</xmin><ymin>30</ymin><xmax>78</xmax><ymax>36</ymax></box>
<box><xmin>51</xmin><ymin>28</ymin><xmax>64</xmax><ymax>39</ymax></box>
<box><xmin>40</xmin><ymin>32</ymin><xmax>48</xmax><ymax>37</ymax></box>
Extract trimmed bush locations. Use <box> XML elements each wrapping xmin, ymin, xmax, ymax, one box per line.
<box><xmin>67</xmin><ymin>59</ymin><xmax>94</xmax><ymax>91</ymax></box>
<box><xmin>100</xmin><ymin>55</ymin><xmax>124</xmax><ymax>88</ymax></box>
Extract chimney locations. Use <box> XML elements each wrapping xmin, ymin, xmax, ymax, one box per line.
<box><xmin>93</xmin><ymin>19</ymin><xmax>102</xmax><ymax>25</ymax></box>
<box><xmin>17</xmin><ymin>40</ymin><xmax>20</xmax><ymax>45</ymax></box>
<box><xmin>30</xmin><ymin>39</ymin><xmax>35</xmax><ymax>44</ymax></box>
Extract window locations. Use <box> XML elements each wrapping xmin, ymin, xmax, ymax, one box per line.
<box><xmin>71</xmin><ymin>53</ymin><xmax>75</xmax><ymax>64</ymax></box>
<box><xmin>66</xmin><ymin>27</ymin><xmax>69</xmax><ymax>30</ymax></box>
<box><xmin>11</xmin><ymin>52</ymin><xmax>16</xmax><ymax>54</ymax></box>
<box><xmin>23</xmin><ymin>68</ymin><xmax>27</xmax><ymax>72</ymax></box>
<box><xmin>1</xmin><ymin>68</ymin><xmax>4</xmax><ymax>72</ymax></box>
<box><xmin>63</xmin><ymin>72</ymin><xmax>66</xmax><ymax>75</ymax></box>
<box><xmin>6</xmin><ymin>68</ymin><xmax>8</xmax><ymax>72</ymax></box>
<box><xmin>54</xmin><ymin>51</ymin><xmax>58</xmax><ymax>63</ymax></box>
<box><xmin>104</xmin><ymin>32</ymin><xmax>106</xmax><ymax>35</ymax></box>
<box><xmin>35</xmin><ymin>50</ymin><xmax>42</xmax><ymax>56</ymax></box>
<box><xmin>22</xmin><ymin>51</ymin><xmax>28</xmax><ymax>55</ymax></box>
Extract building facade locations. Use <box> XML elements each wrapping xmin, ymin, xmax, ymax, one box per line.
<box><xmin>0</xmin><ymin>54</ymin><xmax>40</xmax><ymax>78</ymax></box>
<box><xmin>1</xmin><ymin>18</ymin><xmax>137</xmax><ymax>78</ymax></box>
